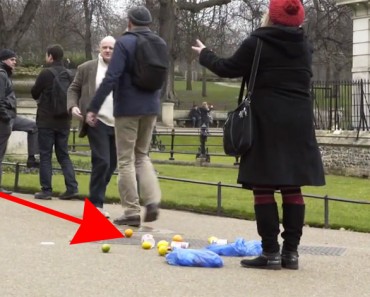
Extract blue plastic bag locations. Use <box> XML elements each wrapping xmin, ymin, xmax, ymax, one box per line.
<box><xmin>166</xmin><ymin>248</ymin><xmax>224</xmax><ymax>268</ymax></box>
<box><xmin>206</xmin><ymin>237</ymin><xmax>262</xmax><ymax>257</ymax></box>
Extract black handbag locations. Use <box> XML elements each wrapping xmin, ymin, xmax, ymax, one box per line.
<box><xmin>223</xmin><ymin>39</ymin><xmax>262</xmax><ymax>156</ymax></box>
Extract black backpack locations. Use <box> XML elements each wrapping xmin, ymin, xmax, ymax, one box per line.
<box><xmin>126</xmin><ymin>31</ymin><xmax>169</xmax><ymax>91</ymax></box>
<box><xmin>49</xmin><ymin>67</ymin><xmax>73</xmax><ymax>117</ymax></box>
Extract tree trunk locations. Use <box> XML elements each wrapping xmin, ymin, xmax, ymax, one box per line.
<box><xmin>186</xmin><ymin>60</ymin><xmax>192</xmax><ymax>91</ymax></box>
<box><xmin>0</xmin><ymin>0</ymin><xmax>42</xmax><ymax>49</ymax></box>
<box><xmin>83</xmin><ymin>0</ymin><xmax>93</xmax><ymax>60</ymax></box>
<box><xmin>159</xmin><ymin>0</ymin><xmax>177</xmax><ymax>102</ymax></box>
<box><xmin>202</xmin><ymin>67</ymin><xmax>207</xmax><ymax>98</ymax></box>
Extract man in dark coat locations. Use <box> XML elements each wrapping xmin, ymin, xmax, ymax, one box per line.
<box><xmin>88</xmin><ymin>6</ymin><xmax>165</xmax><ymax>227</ymax></box>
<box><xmin>192</xmin><ymin>0</ymin><xmax>325</xmax><ymax>270</ymax></box>
<box><xmin>0</xmin><ymin>49</ymin><xmax>39</xmax><ymax>194</ymax></box>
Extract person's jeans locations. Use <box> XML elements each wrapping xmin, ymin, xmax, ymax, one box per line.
<box><xmin>87</xmin><ymin>121</ymin><xmax>116</xmax><ymax>208</ymax></box>
<box><xmin>115</xmin><ymin>115</ymin><xmax>161</xmax><ymax>216</ymax></box>
<box><xmin>38</xmin><ymin>128</ymin><xmax>78</xmax><ymax>193</ymax></box>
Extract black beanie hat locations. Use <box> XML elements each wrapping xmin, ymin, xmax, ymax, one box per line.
<box><xmin>127</xmin><ymin>6</ymin><xmax>152</xmax><ymax>26</ymax></box>
<box><xmin>0</xmin><ymin>49</ymin><xmax>16</xmax><ymax>61</ymax></box>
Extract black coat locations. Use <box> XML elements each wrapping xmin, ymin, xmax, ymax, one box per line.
<box><xmin>199</xmin><ymin>26</ymin><xmax>325</xmax><ymax>188</ymax></box>
<box><xmin>0</xmin><ymin>62</ymin><xmax>16</xmax><ymax>122</ymax></box>
<box><xmin>31</xmin><ymin>61</ymin><xmax>71</xmax><ymax>129</ymax></box>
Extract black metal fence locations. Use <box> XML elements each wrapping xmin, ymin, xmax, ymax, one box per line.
<box><xmin>312</xmin><ymin>80</ymin><xmax>370</xmax><ymax>132</ymax></box>
<box><xmin>3</xmin><ymin>161</ymin><xmax>370</xmax><ymax>229</ymax></box>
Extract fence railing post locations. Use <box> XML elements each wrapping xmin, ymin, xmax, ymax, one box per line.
<box><xmin>71</xmin><ymin>127</ymin><xmax>77</xmax><ymax>152</ymax></box>
<box><xmin>324</xmin><ymin>195</ymin><xmax>329</xmax><ymax>228</ymax></box>
<box><xmin>14</xmin><ymin>162</ymin><xmax>20</xmax><ymax>191</ymax></box>
<box><xmin>169</xmin><ymin>128</ymin><xmax>175</xmax><ymax>160</ymax></box>
<box><xmin>217</xmin><ymin>182</ymin><xmax>222</xmax><ymax>215</ymax></box>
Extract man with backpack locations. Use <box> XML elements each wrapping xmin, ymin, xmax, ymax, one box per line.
<box><xmin>88</xmin><ymin>6</ymin><xmax>168</xmax><ymax>227</ymax></box>
<box><xmin>67</xmin><ymin>36</ymin><xmax>116</xmax><ymax>218</ymax></box>
<box><xmin>31</xmin><ymin>44</ymin><xmax>78</xmax><ymax>200</ymax></box>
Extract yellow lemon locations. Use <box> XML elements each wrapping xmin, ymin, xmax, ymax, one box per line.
<box><xmin>172</xmin><ymin>234</ymin><xmax>183</xmax><ymax>242</ymax></box>
<box><xmin>124</xmin><ymin>228</ymin><xmax>134</xmax><ymax>238</ymax></box>
<box><xmin>158</xmin><ymin>245</ymin><xmax>168</xmax><ymax>256</ymax></box>
<box><xmin>142</xmin><ymin>241</ymin><xmax>153</xmax><ymax>250</ymax></box>
<box><xmin>101</xmin><ymin>244</ymin><xmax>111</xmax><ymax>253</ymax></box>
<box><xmin>157</xmin><ymin>240</ymin><xmax>169</xmax><ymax>249</ymax></box>
<box><xmin>208</xmin><ymin>236</ymin><xmax>218</xmax><ymax>244</ymax></box>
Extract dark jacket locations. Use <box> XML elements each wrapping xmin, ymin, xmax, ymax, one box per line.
<box><xmin>0</xmin><ymin>62</ymin><xmax>16</xmax><ymax>122</ymax></box>
<box><xmin>89</xmin><ymin>27</ymin><xmax>164</xmax><ymax>117</ymax></box>
<box><xmin>31</xmin><ymin>61</ymin><xmax>71</xmax><ymax>129</ymax></box>
<box><xmin>189</xmin><ymin>107</ymin><xmax>200</xmax><ymax>120</ymax></box>
<box><xmin>199</xmin><ymin>106</ymin><xmax>210</xmax><ymax>125</ymax></box>
<box><xmin>199</xmin><ymin>25</ymin><xmax>325</xmax><ymax>188</ymax></box>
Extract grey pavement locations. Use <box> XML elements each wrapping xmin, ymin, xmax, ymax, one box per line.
<box><xmin>1</xmin><ymin>193</ymin><xmax>370</xmax><ymax>297</ymax></box>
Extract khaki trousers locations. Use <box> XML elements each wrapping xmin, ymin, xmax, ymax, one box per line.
<box><xmin>115</xmin><ymin>115</ymin><xmax>161</xmax><ymax>216</ymax></box>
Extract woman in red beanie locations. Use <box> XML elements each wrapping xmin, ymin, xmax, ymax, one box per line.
<box><xmin>192</xmin><ymin>0</ymin><xmax>325</xmax><ymax>270</ymax></box>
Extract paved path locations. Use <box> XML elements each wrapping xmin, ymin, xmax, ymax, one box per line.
<box><xmin>1</xmin><ymin>193</ymin><xmax>369</xmax><ymax>297</ymax></box>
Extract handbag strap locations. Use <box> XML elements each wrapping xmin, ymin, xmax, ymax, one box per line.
<box><xmin>238</xmin><ymin>38</ymin><xmax>263</xmax><ymax>105</ymax></box>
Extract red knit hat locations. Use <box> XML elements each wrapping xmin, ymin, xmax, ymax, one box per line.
<box><xmin>269</xmin><ymin>0</ymin><xmax>305</xmax><ymax>27</ymax></box>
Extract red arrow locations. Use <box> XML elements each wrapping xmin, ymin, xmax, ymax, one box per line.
<box><xmin>0</xmin><ymin>193</ymin><xmax>124</xmax><ymax>244</ymax></box>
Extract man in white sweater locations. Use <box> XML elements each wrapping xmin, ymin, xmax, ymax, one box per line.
<box><xmin>67</xmin><ymin>36</ymin><xmax>116</xmax><ymax>217</ymax></box>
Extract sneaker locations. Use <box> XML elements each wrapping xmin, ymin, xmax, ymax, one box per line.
<box><xmin>34</xmin><ymin>191</ymin><xmax>52</xmax><ymax>200</ymax></box>
<box><xmin>97</xmin><ymin>207</ymin><xmax>110</xmax><ymax>219</ymax></box>
<box><xmin>59</xmin><ymin>191</ymin><xmax>79</xmax><ymax>200</ymax></box>
<box><xmin>144</xmin><ymin>203</ymin><xmax>159</xmax><ymax>222</ymax></box>
<box><xmin>26</xmin><ymin>159</ymin><xmax>39</xmax><ymax>169</ymax></box>
<box><xmin>113</xmin><ymin>214</ymin><xmax>141</xmax><ymax>227</ymax></box>
<box><xmin>0</xmin><ymin>188</ymin><xmax>12</xmax><ymax>194</ymax></box>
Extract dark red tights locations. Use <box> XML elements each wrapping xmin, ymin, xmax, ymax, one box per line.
<box><xmin>253</xmin><ymin>186</ymin><xmax>304</xmax><ymax>205</ymax></box>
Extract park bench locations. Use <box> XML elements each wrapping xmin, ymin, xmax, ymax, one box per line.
<box><xmin>173</xmin><ymin>110</ymin><xmax>228</xmax><ymax>128</ymax></box>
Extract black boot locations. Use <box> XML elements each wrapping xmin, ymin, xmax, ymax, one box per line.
<box><xmin>240</xmin><ymin>203</ymin><xmax>281</xmax><ymax>270</ymax></box>
<box><xmin>281</xmin><ymin>204</ymin><xmax>305</xmax><ymax>270</ymax></box>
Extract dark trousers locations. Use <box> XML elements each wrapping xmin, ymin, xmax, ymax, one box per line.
<box><xmin>87</xmin><ymin>121</ymin><xmax>116</xmax><ymax>208</ymax></box>
<box><xmin>38</xmin><ymin>127</ymin><xmax>78</xmax><ymax>193</ymax></box>
<box><xmin>191</xmin><ymin>117</ymin><xmax>200</xmax><ymax>128</ymax></box>
<box><xmin>0</xmin><ymin>116</ymin><xmax>38</xmax><ymax>187</ymax></box>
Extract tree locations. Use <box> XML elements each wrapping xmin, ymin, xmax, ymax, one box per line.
<box><xmin>0</xmin><ymin>0</ymin><xmax>42</xmax><ymax>49</ymax></box>
<box><xmin>146</xmin><ymin>0</ymin><xmax>232</xmax><ymax>102</ymax></box>
<box><xmin>306</xmin><ymin>0</ymin><xmax>352</xmax><ymax>81</ymax></box>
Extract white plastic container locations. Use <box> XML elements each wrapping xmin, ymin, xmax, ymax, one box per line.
<box><xmin>170</xmin><ymin>241</ymin><xmax>190</xmax><ymax>249</ymax></box>
<box><xmin>141</xmin><ymin>234</ymin><xmax>155</xmax><ymax>248</ymax></box>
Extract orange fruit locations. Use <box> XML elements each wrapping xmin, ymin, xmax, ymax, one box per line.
<box><xmin>124</xmin><ymin>228</ymin><xmax>133</xmax><ymax>238</ymax></box>
<box><xmin>172</xmin><ymin>234</ymin><xmax>183</xmax><ymax>242</ymax></box>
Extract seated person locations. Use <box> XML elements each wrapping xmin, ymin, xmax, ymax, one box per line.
<box><xmin>188</xmin><ymin>104</ymin><xmax>201</xmax><ymax>128</ymax></box>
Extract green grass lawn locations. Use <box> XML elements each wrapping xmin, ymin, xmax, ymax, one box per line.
<box><xmin>174</xmin><ymin>80</ymin><xmax>240</xmax><ymax>110</ymax></box>
<box><xmin>2</xmin><ymin>155</ymin><xmax>370</xmax><ymax>233</ymax></box>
